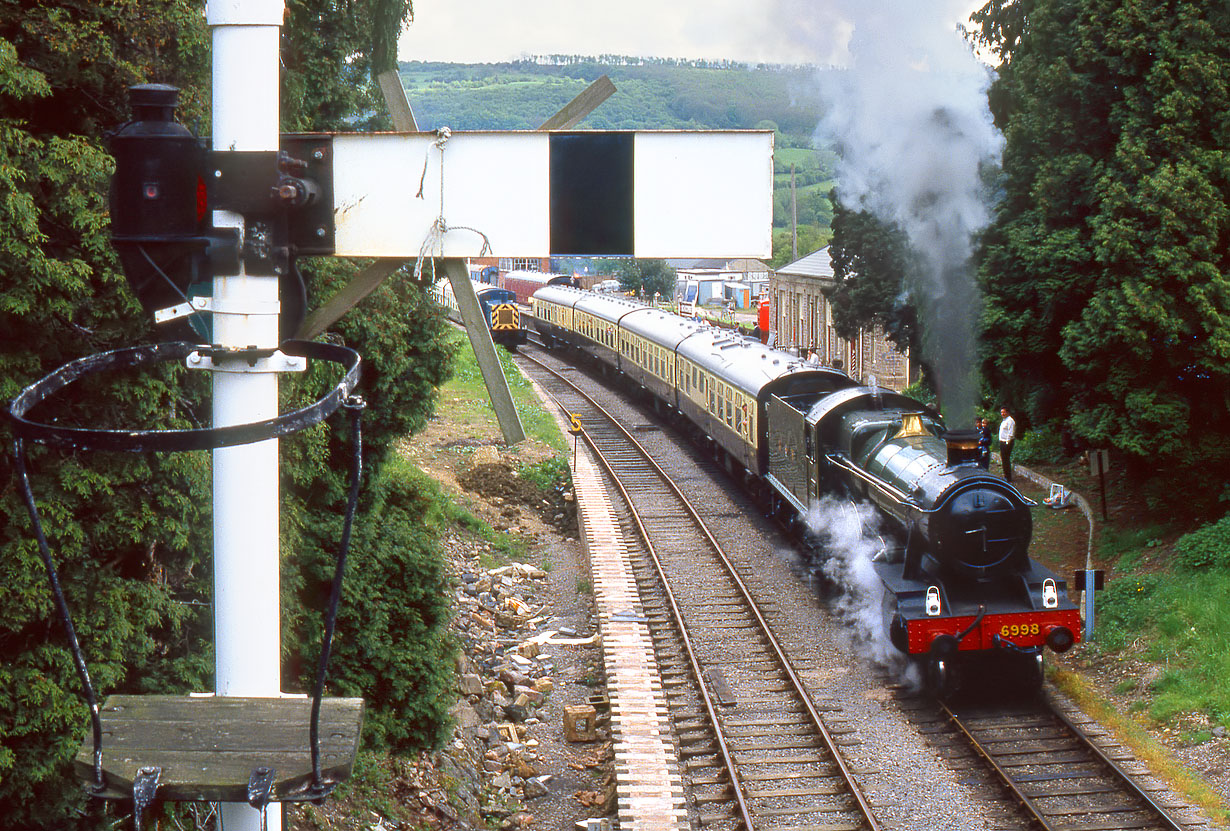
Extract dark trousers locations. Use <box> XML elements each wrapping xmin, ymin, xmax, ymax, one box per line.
<box><xmin>999</xmin><ymin>440</ymin><xmax>1013</xmax><ymax>482</ymax></box>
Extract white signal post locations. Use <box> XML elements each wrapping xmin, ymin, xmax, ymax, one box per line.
<box><xmin>206</xmin><ymin>1</ymin><xmax>285</xmax><ymax>830</ymax></box>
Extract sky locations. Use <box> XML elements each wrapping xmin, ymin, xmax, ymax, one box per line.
<box><xmin>397</xmin><ymin>0</ymin><xmax>988</xmax><ymax>66</ymax></box>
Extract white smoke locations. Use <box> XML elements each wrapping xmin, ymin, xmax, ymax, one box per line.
<box><xmin>776</xmin><ymin>1</ymin><xmax>1003</xmax><ymax>423</ymax></box>
<box><xmin>805</xmin><ymin>497</ymin><xmax>908</xmax><ymax>677</ymax></box>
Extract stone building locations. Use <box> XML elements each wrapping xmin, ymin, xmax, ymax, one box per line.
<box><xmin>770</xmin><ymin>247</ymin><xmax>913</xmax><ymax>392</ymax></box>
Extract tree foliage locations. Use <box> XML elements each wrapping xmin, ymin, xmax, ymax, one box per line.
<box><xmin>0</xmin><ymin>0</ymin><xmax>465</xmax><ymax>826</ymax></box>
<box><xmin>973</xmin><ymin>0</ymin><xmax>1230</xmax><ymax>478</ymax></box>
<box><xmin>826</xmin><ymin>194</ymin><xmax>920</xmax><ymax>355</ymax></box>
<box><xmin>616</xmin><ymin>259</ymin><xmax>677</xmax><ymax>300</ymax></box>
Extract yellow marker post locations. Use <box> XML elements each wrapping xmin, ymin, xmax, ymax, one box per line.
<box><xmin>568</xmin><ymin>413</ymin><xmax>582</xmax><ymax>467</ymax></box>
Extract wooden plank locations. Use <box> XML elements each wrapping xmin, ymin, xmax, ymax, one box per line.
<box><xmin>538</xmin><ymin>75</ymin><xmax>617</xmax><ymax>130</ymax></box>
<box><xmin>74</xmin><ymin>695</ymin><xmax>363</xmax><ymax>803</ymax></box>
<box><xmin>377</xmin><ymin>69</ymin><xmax>418</xmax><ymax>131</ymax></box>
<box><xmin>440</xmin><ymin>258</ymin><xmax>525</xmax><ymax>444</ymax></box>
<box><xmin>702</xmin><ymin>667</ymin><xmax>736</xmax><ymax>706</ymax></box>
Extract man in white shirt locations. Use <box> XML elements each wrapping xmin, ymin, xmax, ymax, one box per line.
<box><xmin>998</xmin><ymin>406</ymin><xmax>1017</xmax><ymax>482</ymax></box>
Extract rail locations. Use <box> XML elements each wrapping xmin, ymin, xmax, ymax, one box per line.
<box><xmin>520</xmin><ymin>345</ymin><xmax>880</xmax><ymax>830</ymax></box>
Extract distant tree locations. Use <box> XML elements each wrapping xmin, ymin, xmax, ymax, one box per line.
<box><xmin>769</xmin><ymin>225</ymin><xmax>830</xmax><ymax>269</ymax></box>
<box><xmin>616</xmin><ymin>259</ymin><xmax>677</xmax><ymax>299</ymax></box>
<box><xmin>826</xmin><ymin>195</ymin><xmax>920</xmax><ymax>355</ymax></box>
<box><xmin>973</xmin><ymin>0</ymin><xmax>1230</xmax><ymax>477</ymax></box>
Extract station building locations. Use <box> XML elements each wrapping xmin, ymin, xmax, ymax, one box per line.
<box><xmin>770</xmin><ymin>247</ymin><xmax>914</xmax><ymax>392</ymax></box>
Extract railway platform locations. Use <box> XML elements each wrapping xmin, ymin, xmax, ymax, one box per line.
<box><xmin>570</xmin><ymin>441</ymin><xmax>689</xmax><ymax>831</ymax></box>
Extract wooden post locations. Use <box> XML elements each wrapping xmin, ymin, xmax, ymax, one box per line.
<box><xmin>537</xmin><ymin>75</ymin><xmax>615</xmax><ymax>130</ymax></box>
<box><xmin>377</xmin><ymin>68</ymin><xmax>418</xmax><ymax>131</ymax></box>
<box><xmin>440</xmin><ymin>258</ymin><xmax>525</xmax><ymax>444</ymax></box>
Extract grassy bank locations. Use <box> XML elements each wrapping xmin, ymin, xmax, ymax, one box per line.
<box><xmin>1090</xmin><ymin>518</ymin><xmax>1230</xmax><ymax>730</ymax></box>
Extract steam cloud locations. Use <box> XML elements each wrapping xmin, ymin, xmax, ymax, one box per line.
<box><xmin>777</xmin><ymin>1</ymin><xmax>1003</xmax><ymax>423</ymax></box>
<box><xmin>805</xmin><ymin>498</ymin><xmax>909</xmax><ymax>677</ymax></box>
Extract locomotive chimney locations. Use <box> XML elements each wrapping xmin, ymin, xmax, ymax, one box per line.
<box><xmin>945</xmin><ymin>429</ymin><xmax>980</xmax><ymax>467</ymax></box>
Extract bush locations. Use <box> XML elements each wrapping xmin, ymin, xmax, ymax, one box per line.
<box><xmin>517</xmin><ymin>455</ymin><xmax>572</xmax><ymax>493</ymax></box>
<box><xmin>1096</xmin><ymin>573</ymin><xmax>1162</xmax><ymax>650</ymax></box>
<box><xmin>293</xmin><ymin>456</ymin><xmax>457</xmax><ymax>752</ymax></box>
<box><xmin>1174</xmin><ymin>514</ymin><xmax>1230</xmax><ymax>570</ymax></box>
<box><xmin>901</xmin><ymin>378</ymin><xmax>936</xmax><ymax>409</ymax></box>
<box><xmin>1013</xmin><ymin>423</ymin><xmax>1066</xmax><ymax>466</ymax></box>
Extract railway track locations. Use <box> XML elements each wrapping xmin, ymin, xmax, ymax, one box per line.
<box><xmin>517</xmin><ymin>344</ymin><xmax>879</xmax><ymax>831</ymax></box>
<box><xmin>945</xmin><ymin>697</ymin><xmax>1191</xmax><ymax>831</ymax></box>
<box><xmin>897</xmin><ymin>689</ymin><xmax>1198</xmax><ymax>831</ymax></box>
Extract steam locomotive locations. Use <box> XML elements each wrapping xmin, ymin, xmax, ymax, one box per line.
<box><xmin>431</xmin><ymin>278</ymin><xmax>526</xmax><ymax>350</ymax></box>
<box><xmin>532</xmin><ymin>284</ymin><xmax>1080</xmax><ymax>693</ymax></box>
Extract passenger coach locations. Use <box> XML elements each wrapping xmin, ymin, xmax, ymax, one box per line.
<box><xmin>531</xmin><ymin>284</ymin><xmax>854</xmax><ymax>480</ymax></box>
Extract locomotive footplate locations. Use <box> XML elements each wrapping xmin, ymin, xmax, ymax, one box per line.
<box><xmin>875</xmin><ymin>561</ymin><xmax>1081</xmax><ymax>656</ymax></box>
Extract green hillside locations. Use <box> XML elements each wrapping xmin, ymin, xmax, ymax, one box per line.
<box><xmin>397</xmin><ymin>58</ymin><xmax>836</xmax><ymax>258</ymax></box>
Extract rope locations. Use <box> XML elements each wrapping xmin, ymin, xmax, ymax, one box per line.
<box><xmin>307</xmin><ymin>395</ymin><xmax>365</xmax><ymax>800</ymax></box>
<box><xmin>412</xmin><ymin>127</ymin><xmax>493</xmax><ymax>282</ymax></box>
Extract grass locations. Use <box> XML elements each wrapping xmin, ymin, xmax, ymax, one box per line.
<box><xmin>408</xmin><ymin>328</ymin><xmax>574</xmax><ymax>571</ymax></box>
<box><xmin>1098</xmin><ymin>523</ymin><xmax>1168</xmax><ymax>570</ymax></box>
<box><xmin>442</xmin><ymin>328</ymin><xmax>569</xmax><ymax>454</ymax></box>
<box><xmin>1095</xmin><ymin>566</ymin><xmax>1230</xmax><ymax>728</ymax></box>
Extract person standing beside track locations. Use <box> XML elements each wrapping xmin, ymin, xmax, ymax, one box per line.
<box><xmin>977</xmin><ymin>417</ymin><xmax>992</xmax><ymax>469</ymax></box>
<box><xmin>998</xmin><ymin>406</ymin><xmax>1017</xmax><ymax>482</ymax></box>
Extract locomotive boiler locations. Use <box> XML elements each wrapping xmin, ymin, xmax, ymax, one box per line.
<box><xmin>769</xmin><ymin>386</ymin><xmax>1080</xmax><ymax>691</ymax></box>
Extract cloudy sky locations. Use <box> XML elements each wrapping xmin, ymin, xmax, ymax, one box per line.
<box><xmin>397</xmin><ymin>0</ymin><xmax>987</xmax><ymax>66</ymax></box>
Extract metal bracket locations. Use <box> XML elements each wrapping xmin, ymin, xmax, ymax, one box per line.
<box><xmin>132</xmin><ymin>766</ymin><xmax>161</xmax><ymax>830</ymax></box>
<box><xmin>281</xmin><ymin>135</ymin><xmax>334</xmax><ymax>256</ymax></box>
<box><xmin>156</xmin><ymin>296</ymin><xmax>282</xmax><ymax>323</ymax></box>
<box><xmin>186</xmin><ymin>348</ymin><xmax>308</xmax><ymax>374</ymax></box>
<box><xmin>247</xmin><ymin>765</ymin><xmax>276</xmax><ymax>810</ymax></box>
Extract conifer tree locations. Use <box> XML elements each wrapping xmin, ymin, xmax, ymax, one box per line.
<box><xmin>974</xmin><ymin>0</ymin><xmax>1230</xmax><ymax>475</ymax></box>
<box><xmin>1</xmin><ymin>1</ymin><xmax>462</xmax><ymax>826</ymax></box>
